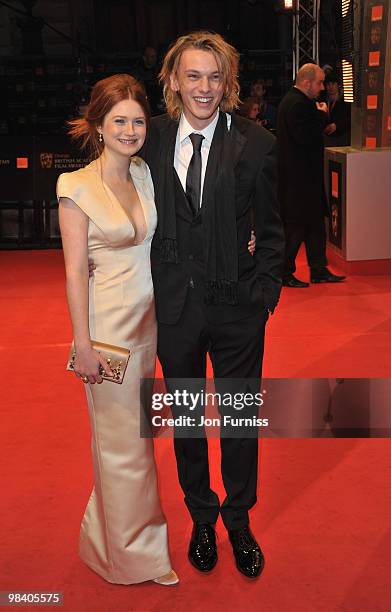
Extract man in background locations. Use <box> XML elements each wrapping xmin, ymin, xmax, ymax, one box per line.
<box><xmin>250</xmin><ymin>78</ymin><xmax>277</xmax><ymax>130</ymax></box>
<box><xmin>134</xmin><ymin>45</ymin><xmax>163</xmax><ymax>115</ymax></box>
<box><xmin>324</xmin><ymin>72</ymin><xmax>351</xmax><ymax>147</ymax></box>
<box><xmin>277</xmin><ymin>63</ymin><xmax>346</xmax><ymax>287</ymax></box>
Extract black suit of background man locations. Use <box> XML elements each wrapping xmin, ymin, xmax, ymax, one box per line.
<box><xmin>277</xmin><ymin>86</ymin><xmax>330</xmax><ymax>281</ymax></box>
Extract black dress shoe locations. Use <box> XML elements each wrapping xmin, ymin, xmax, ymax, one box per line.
<box><xmin>188</xmin><ymin>523</ymin><xmax>217</xmax><ymax>572</ymax></box>
<box><xmin>228</xmin><ymin>526</ymin><xmax>265</xmax><ymax>578</ymax></box>
<box><xmin>310</xmin><ymin>268</ymin><xmax>346</xmax><ymax>283</ymax></box>
<box><xmin>282</xmin><ymin>274</ymin><xmax>309</xmax><ymax>288</ymax></box>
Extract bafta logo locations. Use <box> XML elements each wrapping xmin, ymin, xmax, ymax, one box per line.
<box><xmin>40</xmin><ymin>152</ymin><xmax>53</xmax><ymax>169</ymax></box>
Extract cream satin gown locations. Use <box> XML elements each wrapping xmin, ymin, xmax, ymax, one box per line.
<box><xmin>57</xmin><ymin>157</ymin><xmax>172</xmax><ymax>584</ymax></box>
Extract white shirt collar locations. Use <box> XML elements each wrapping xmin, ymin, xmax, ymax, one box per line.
<box><xmin>179</xmin><ymin>110</ymin><xmax>221</xmax><ymax>145</ymax></box>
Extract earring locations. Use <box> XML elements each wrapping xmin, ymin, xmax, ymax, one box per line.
<box><xmin>98</xmin><ymin>133</ymin><xmax>103</xmax><ymax>143</ymax></box>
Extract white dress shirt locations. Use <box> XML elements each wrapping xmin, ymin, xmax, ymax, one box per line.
<box><xmin>174</xmin><ymin>111</ymin><xmax>231</xmax><ymax>207</ymax></box>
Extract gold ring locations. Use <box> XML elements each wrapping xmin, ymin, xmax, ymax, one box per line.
<box><xmin>82</xmin><ymin>376</ymin><xmax>88</xmax><ymax>383</ymax></box>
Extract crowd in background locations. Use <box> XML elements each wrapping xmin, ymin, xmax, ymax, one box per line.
<box><xmin>135</xmin><ymin>45</ymin><xmax>351</xmax><ymax>147</ymax></box>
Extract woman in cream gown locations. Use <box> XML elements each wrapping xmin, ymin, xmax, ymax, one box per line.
<box><xmin>57</xmin><ymin>74</ymin><xmax>177</xmax><ymax>586</ymax></box>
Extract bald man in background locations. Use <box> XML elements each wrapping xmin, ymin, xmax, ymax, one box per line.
<box><xmin>277</xmin><ymin>63</ymin><xmax>345</xmax><ymax>287</ymax></box>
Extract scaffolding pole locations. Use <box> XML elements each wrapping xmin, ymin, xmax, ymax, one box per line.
<box><xmin>292</xmin><ymin>0</ymin><xmax>321</xmax><ymax>79</ymax></box>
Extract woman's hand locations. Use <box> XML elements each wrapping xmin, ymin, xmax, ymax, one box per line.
<box><xmin>73</xmin><ymin>346</ymin><xmax>113</xmax><ymax>384</ymax></box>
<box><xmin>248</xmin><ymin>230</ymin><xmax>256</xmax><ymax>256</ymax></box>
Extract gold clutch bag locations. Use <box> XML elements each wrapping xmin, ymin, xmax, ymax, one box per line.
<box><xmin>66</xmin><ymin>340</ymin><xmax>131</xmax><ymax>384</ymax></box>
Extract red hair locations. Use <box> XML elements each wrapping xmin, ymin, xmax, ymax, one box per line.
<box><xmin>68</xmin><ymin>74</ymin><xmax>150</xmax><ymax>159</ymax></box>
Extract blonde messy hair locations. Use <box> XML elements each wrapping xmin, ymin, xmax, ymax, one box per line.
<box><xmin>159</xmin><ymin>31</ymin><xmax>240</xmax><ymax>120</ymax></box>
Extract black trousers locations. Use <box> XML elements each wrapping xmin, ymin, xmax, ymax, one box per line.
<box><xmin>283</xmin><ymin>216</ymin><xmax>328</xmax><ymax>278</ymax></box>
<box><xmin>157</xmin><ymin>286</ymin><xmax>267</xmax><ymax>530</ymax></box>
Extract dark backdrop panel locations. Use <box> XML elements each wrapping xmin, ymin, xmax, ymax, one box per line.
<box><xmin>199</xmin><ymin>0</ymin><xmax>226</xmax><ymax>32</ymax></box>
<box><xmin>0</xmin><ymin>137</ymin><xmax>34</xmax><ymax>200</ymax></box>
<box><xmin>145</xmin><ymin>0</ymin><xmax>177</xmax><ymax>49</ymax></box>
<box><xmin>94</xmin><ymin>0</ymin><xmax>138</xmax><ymax>52</ymax></box>
<box><xmin>0</xmin><ymin>136</ymin><xmax>88</xmax><ymax>201</ymax></box>
<box><xmin>328</xmin><ymin>160</ymin><xmax>343</xmax><ymax>250</ymax></box>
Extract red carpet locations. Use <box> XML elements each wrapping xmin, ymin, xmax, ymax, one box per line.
<box><xmin>1</xmin><ymin>249</ymin><xmax>390</xmax><ymax>611</ymax></box>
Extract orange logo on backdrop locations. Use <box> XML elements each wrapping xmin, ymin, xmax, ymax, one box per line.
<box><xmin>368</xmin><ymin>51</ymin><xmax>380</xmax><ymax>66</ymax></box>
<box><xmin>16</xmin><ymin>157</ymin><xmax>28</xmax><ymax>169</ymax></box>
<box><xmin>367</xmin><ymin>95</ymin><xmax>378</xmax><ymax>110</ymax></box>
<box><xmin>331</xmin><ymin>172</ymin><xmax>338</xmax><ymax>199</ymax></box>
<box><xmin>365</xmin><ymin>137</ymin><xmax>377</xmax><ymax>148</ymax></box>
<box><xmin>371</xmin><ymin>5</ymin><xmax>383</xmax><ymax>21</ymax></box>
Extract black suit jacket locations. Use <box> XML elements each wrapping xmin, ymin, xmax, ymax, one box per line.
<box><xmin>143</xmin><ymin>112</ymin><xmax>284</xmax><ymax>325</ymax></box>
<box><xmin>324</xmin><ymin>98</ymin><xmax>351</xmax><ymax>147</ymax></box>
<box><xmin>277</xmin><ymin>87</ymin><xmax>329</xmax><ymax>223</ymax></box>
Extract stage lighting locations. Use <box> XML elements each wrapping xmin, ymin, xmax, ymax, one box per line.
<box><xmin>341</xmin><ymin>0</ymin><xmax>355</xmax><ymax>102</ymax></box>
<box><xmin>341</xmin><ymin>0</ymin><xmax>351</xmax><ymax>17</ymax></box>
<box><xmin>342</xmin><ymin>59</ymin><xmax>354</xmax><ymax>102</ymax></box>
<box><xmin>283</xmin><ymin>0</ymin><xmax>295</xmax><ymax>9</ymax></box>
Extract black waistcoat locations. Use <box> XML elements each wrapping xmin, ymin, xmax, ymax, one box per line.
<box><xmin>151</xmin><ymin>167</ymin><xmax>264</xmax><ymax>326</ymax></box>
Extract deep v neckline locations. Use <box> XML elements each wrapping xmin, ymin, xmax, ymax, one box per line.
<box><xmin>92</xmin><ymin>159</ymin><xmax>149</xmax><ymax>244</ymax></box>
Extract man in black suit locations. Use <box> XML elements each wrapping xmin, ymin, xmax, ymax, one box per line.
<box><xmin>277</xmin><ymin>63</ymin><xmax>345</xmax><ymax>288</ymax></box>
<box><xmin>143</xmin><ymin>31</ymin><xmax>284</xmax><ymax>578</ymax></box>
<box><xmin>324</xmin><ymin>72</ymin><xmax>351</xmax><ymax>147</ymax></box>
